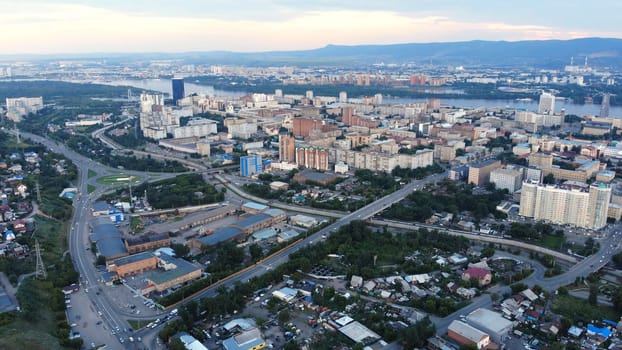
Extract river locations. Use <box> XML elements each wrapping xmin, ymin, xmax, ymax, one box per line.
<box><xmin>100</xmin><ymin>79</ymin><xmax>247</xmax><ymax>97</ymax></box>
<box><xmin>103</xmin><ymin>79</ymin><xmax>620</xmax><ymax>117</ymax></box>
<box><xmin>385</xmin><ymin>97</ymin><xmax>622</xmax><ymax>117</ymax></box>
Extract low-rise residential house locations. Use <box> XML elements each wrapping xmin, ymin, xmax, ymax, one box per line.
<box><xmin>462</xmin><ymin>267</ymin><xmax>492</xmax><ymax>286</ymax></box>
<box><xmin>447</xmin><ymin>320</ymin><xmax>491</xmax><ymax>350</ymax></box>
<box><xmin>456</xmin><ymin>287</ymin><xmax>477</xmax><ymax>299</ymax></box>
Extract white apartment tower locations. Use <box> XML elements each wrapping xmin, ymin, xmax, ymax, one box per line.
<box><xmin>140</xmin><ymin>93</ymin><xmax>164</xmax><ymax>113</ymax></box>
<box><xmin>519</xmin><ymin>181</ymin><xmax>611</xmax><ymax>230</ymax></box>
<box><xmin>537</xmin><ymin>92</ymin><xmax>556</xmax><ymax>115</ymax></box>
<box><xmin>490</xmin><ymin>167</ymin><xmax>523</xmax><ymax>193</ymax></box>
<box><xmin>339</xmin><ymin>91</ymin><xmax>348</xmax><ymax>103</ymax></box>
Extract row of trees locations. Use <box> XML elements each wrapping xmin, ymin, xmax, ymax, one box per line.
<box><xmin>134</xmin><ymin>173</ymin><xmax>225</xmax><ymax>209</ymax></box>
<box><xmin>383</xmin><ymin>180</ymin><xmax>507</xmax><ymax>222</ymax></box>
<box><xmin>390</xmin><ymin>163</ymin><xmax>444</xmax><ymax>179</ymax></box>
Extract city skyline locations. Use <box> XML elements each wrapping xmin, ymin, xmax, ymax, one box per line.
<box><xmin>2</xmin><ymin>0</ymin><xmax>622</xmax><ymax>54</ymax></box>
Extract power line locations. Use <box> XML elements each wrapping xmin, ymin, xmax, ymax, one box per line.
<box><xmin>35</xmin><ymin>239</ymin><xmax>47</xmax><ymax>280</ymax></box>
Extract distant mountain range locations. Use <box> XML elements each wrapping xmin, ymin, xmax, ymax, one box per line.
<box><xmin>3</xmin><ymin>38</ymin><xmax>622</xmax><ymax>68</ymax></box>
<box><xmin>196</xmin><ymin>37</ymin><xmax>622</xmax><ymax>68</ymax></box>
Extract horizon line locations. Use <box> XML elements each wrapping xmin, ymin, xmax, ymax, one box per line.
<box><xmin>0</xmin><ymin>36</ymin><xmax>619</xmax><ymax>59</ymax></box>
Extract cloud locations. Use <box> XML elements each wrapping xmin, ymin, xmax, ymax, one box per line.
<box><xmin>0</xmin><ymin>2</ymin><xmax>619</xmax><ymax>54</ymax></box>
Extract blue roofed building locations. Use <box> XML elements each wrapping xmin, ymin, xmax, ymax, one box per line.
<box><xmin>263</xmin><ymin>208</ymin><xmax>286</xmax><ymax>222</ymax></box>
<box><xmin>241</xmin><ymin>202</ymin><xmax>268</xmax><ymax>214</ymax></box>
<box><xmin>191</xmin><ymin>227</ymin><xmax>244</xmax><ymax>248</ymax></box>
<box><xmin>92</xmin><ymin>201</ymin><xmax>111</xmax><ymax>216</ymax></box>
<box><xmin>90</xmin><ymin>217</ymin><xmax>128</xmax><ymax>262</ymax></box>
<box><xmin>177</xmin><ymin>332</ymin><xmax>208</xmax><ymax>350</ymax></box>
<box><xmin>587</xmin><ymin>324</ymin><xmax>611</xmax><ymax>340</ymax></box>
<box><xmin>144</xmin><ymin>254</ymin><xmax>202</xmax><ymax>293</ymax></box>
<box><xmin>252</xmin><ymin>228</ymin><xmax>278</xmax><ymax>241</ymax></box>
<box><xmin>232</xmin><ymin>214</ymin><xmax>274</xmax><ymax>234</ymax></box>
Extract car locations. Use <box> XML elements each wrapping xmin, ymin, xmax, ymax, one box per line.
<box><xmin>96</xmin><ymin>321</ymin><xmax>102</xmax><ymax>325</ymax></box>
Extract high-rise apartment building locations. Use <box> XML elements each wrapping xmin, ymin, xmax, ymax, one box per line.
<box><xmin>490</xmin><ymin>167</ymin><xmax>523</xmax><ymax>193</ymax></box>
<box><xmin>279</xmin><ymin>134</ymin><xmax>296</xmax><ymax>163</ymax></box>
<box><xmin>519</xmin><ymin>181</ymin><xmax>611</xmax><ymax>229</ymax></box>
<box><xmin>467</xmin><ymin>160</ymin><xmax>502</xmax><ymax>186</ymax></box>
<box><xmin>140</xmin><ymin>93</ymin><xmax>164</xmax><ymax>113</ymax></box>
<box><xmin>600</xmin><ymin>93</ymin><xmax>611</xmax><ymax>118</ymax></box>
<box><xmin>172</xmin><ymin>78</ymin><xmax>185</xmax><ymax>105</ymax></box>
<box><xmin>5</xmin><ymin>97</ymin><xmax>44</xmax><ymax>121</ymax></box>
<box><xmin>537</xmin><ymin>92</ymin><xmax>555</xmax><ymax>115</ymax></box>
<box><xmin>240</xmin><ymin>155</ymin><xmax>263</xmax><ymax>177</ymax></box>
<box><xmin>339</xmin><ymin>91</ymin><xmax>348</xmax><ymax>103</ymax></box>
<box><xmin>341</xmin><ymin>107</ymin><xmax>379</xmax><ymax>128</ymax></box>
<box><xmin>295</xmin><ymin>146</ymin><xmax>329</xmax><ymax>171</ymax></box>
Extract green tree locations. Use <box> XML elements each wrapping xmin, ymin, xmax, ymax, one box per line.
<box><xmin>96</xmin><ymin>255</ymin><xmax>106</xmax><ymax>266</ymax></box>
<box><xmin>283</xmin><ymin>341</ymin><xmax>300</xmax><ymax>350</ymax></box>
<box><xmin>481</xmin><ymin>244</ymin><xmax>495</xmax><ymax>258</ymax></box>
<box><xmin>543</xmin><ymin>173</ymin><xmax>555</xmax><ymax>184</ymax></box>
<box><xmin>278</xmin><ymin>309</ymin><xmax>291</xmax><ymax>324</ymax></box>
<box><xmin>399</xmin><ymin>317</ymin><xmax>435</xmax><ymax>349</ymax></box>
<box><xmin>588</xmin><ymin>284</ymin><xmax>598</xmax><ymax>305</ymax></box>
<box><xmin>249</xmin><ymin>244</ymin><xmax>263</xmax><ymax>263</ymax></box>
<box><xmin>613</xmin><ymin>286</ymin><xmax>622</xmax><ymax>312</ymax></box>
<box><xmin>171</xmin><ymin>243</ymin><xmax>190</xmax><ymax>259</ymax></box>
<box><xmin>169</xmin><ymin>338</ymin><xmax>186</xmax><ymax>350</ymax></box>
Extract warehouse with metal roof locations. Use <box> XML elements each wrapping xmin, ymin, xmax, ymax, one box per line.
<box><xmin>231</xmin><ymin>213</ymin><xmax>273</xmax><ymax>234</ymax></box>
<box><xmin>90</xmin><ymin>217</ymin><xmax>128</xmax><ymax>261</ymax></box>
<box><xmin>193</xmin><ymin>227</ymin><xmax>244</xmax><ymax>247</ymax></box>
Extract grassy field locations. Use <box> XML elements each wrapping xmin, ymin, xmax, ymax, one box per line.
<box><xmin>33</xmin><ymin>216</ymin><xmax>70</xmax><ymax>263</ymax></box>
<box><xmin>96</xmin><ymin>174</ymin><xmax>141</xmax><ymax>185</ymax></box>
<box><xmin>127</xmin><ymin>319</ymin><xmax>154</xmax><ymax>330</ymax></box>
<box><xmin>552</xmin><ymin>294</ymin><xmax>618</xmax><ymax>322</ymax></box>
<box><xmin>130</xmin><ymin>216</ymin><xmax>143</xmax><ymax>232</ymax></box>
<box><xmin>87</xmin><ymin>169</ymin><xmax>97</xmax><ymax>179</ymax></box>
<box><xmin>87</xmin><ymin>184</ymin><xmax>96</xmax><ymax>194</ymax></box>
<box><xmin>0</xmin><ymin>216</ymin><xmax>78</xmax><ymax>350</ymax></box>
<box><xmin>539</xmin><ymin>234</ymin><xmax>565</xmax><ymax>250</ymax></box>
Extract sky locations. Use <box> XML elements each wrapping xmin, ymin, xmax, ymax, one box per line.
<box><xmin>2</xmin><ymin>0</ymin><xmax>622</xmax><ymax>54</ymax></box>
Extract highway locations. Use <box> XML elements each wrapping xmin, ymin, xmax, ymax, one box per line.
<box><xmin>183</xmin><ymin>172</ymin><xmax>449</xmax><ymax>302</ymax></box>
<box><xmin>17</xmin><ymin>131</ymin><xmax>176</xmax><ymax>348</ymax></box>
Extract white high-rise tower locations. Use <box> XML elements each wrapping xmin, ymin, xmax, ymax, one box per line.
<box><xmin>538</xmin><ymin>92</ymin><xmax>555</xmax><ymax>115</ymax></box>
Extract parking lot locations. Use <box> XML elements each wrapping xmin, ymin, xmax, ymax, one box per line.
<box><xmin>101</xmin><ymin>280</ymin><xmax>161</xmax><ymax>319</ymax></box>
<box><xmin>65</xmin><ymin>288</ymin><xmax>122</xmax><ymax>348</ymax></box>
